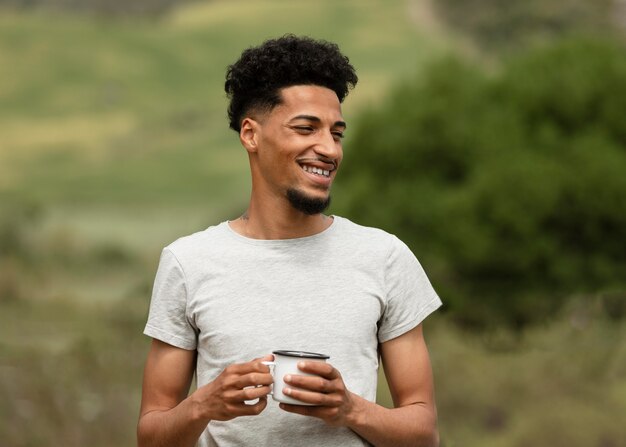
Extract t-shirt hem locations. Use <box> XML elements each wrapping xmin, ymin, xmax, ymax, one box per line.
<box><xmin>378</xmin><ymin>296</ymin><xmax>442</xmax><ymax>343</ymax></box>
<box><xmin>144</xmin><ymin>324</ymin><xmax>197</xmax><ymax>350</ymax></box>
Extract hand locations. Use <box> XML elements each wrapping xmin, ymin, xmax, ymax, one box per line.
<box><xmin>192</xmin><ymin>354</ymin><xmax>274</xmax><ymax>422</ymax></box>
<box><xmin>279</xmin><ymin>361</ymin><xmax>358</xmax><ymax>427</ymax></box>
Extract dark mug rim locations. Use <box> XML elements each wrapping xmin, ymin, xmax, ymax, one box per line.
<box><xmin>273</xmin><ymin>350</ymin><xmax>330</xmax><ymax>360</ymax></box>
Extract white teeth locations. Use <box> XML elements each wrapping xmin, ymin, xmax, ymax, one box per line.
<box><xmin>301</xmin><ymin>165</ymin><xmax>330</xmax><ymax>177</ymax></box>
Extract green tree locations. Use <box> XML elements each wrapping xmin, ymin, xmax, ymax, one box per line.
<box><xmin>335</xmin><ymin>37</ymin><xmax>626</xmax><ymax>329</ymax></box>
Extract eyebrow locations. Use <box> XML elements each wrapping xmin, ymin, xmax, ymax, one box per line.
<box><xmin>290</xmin><ymin>114</ymin><xmax>347</xmax><ymax>129</ymax></box>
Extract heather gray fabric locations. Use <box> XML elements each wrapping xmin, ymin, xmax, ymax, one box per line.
<box><xmin>144</xmin><ymin>216</ymin><xmax>442</xmax><ymax>447</ymax></box>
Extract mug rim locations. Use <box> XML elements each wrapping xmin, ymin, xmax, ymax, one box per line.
<box><xmin>273</xmin><ymin>350</ymin><xmax>330</xmax><ymax>360</ymax></box>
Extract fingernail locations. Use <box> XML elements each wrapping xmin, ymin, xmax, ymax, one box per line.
<box><xmin>283</xmin><ymin>387</ymin><xmax>291</xmax><ymax>395</ymax></box>
<box><xmin>284</xmin><ymin>374</ymin><xmax>291</xmax><ymax>382</ymax></box>
<box><xmin>298</xmin><ymin>361</ymin><xmax>306</xmax><ymax>369</ymax></box>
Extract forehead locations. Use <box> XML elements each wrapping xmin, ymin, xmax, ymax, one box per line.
<box><xmin>271</xmin><ymin>85</ymin><xmax>343</xmax><ymax>121</ymax></box>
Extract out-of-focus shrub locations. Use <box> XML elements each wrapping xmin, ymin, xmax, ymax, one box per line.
<box><xmin>0</xmin><ymin>0</ymin><xmax>199</xmax><ymax>17</ymax></box>
<box><xmin>0</xmin><ymin>201</ymin><xmax>43</xmax><ymax>302</ymax></box>
<box><xmin>434</xmin><ymin>0</ymin><xmax>622</xmax><ymax>52</ymax></box>
<box><xmin>336</xmin><ymin>37</ymin><xmax>626</xmax><ymax>329</ymax></box>
<box><xmin>0</xmin><ymin>258</ymin><xmax>22</xmax><ymax>302</ymax></box>
<box><xmin>0</xmin><ymin>201</ymin><xmax>43</xmax><ymax>262</ymax></box>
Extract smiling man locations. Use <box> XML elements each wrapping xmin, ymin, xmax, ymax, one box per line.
<box><xmin>138</xmin><ymin>35</ymin><xmax>442</xmax><ymax>447</ymax></box>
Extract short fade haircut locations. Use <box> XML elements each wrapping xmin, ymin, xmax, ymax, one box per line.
<box><xmin>225</xmin><ymin>34</ymin><xmax>358</xmax><ymax>132</ymax></box>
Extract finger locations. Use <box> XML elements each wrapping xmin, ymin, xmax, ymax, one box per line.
<box><xmin>297</xmin><ymin>361</ymin><xmax>339</xmax><ymax>379</ymax></box>
<box><xmin>279</xmin><ymin>402</ymin><xmax>315</xmax><ymax>416</ymax></box>
<box><xmin>284</xmin><ymin>373</ymin><xmax>333</xmax><ymax>393</ymax></box>
<box><xmin>232</xmin><ymin>385</ymin><xmax>272</xmax><ymax>402</ymax></box>
<box><xmin>232</xmin><ymin>371</ymin><xmax>274</xmax><ymax>389</ymax></box>
<box><xmin>279</xmin><ymin>403</ymin><xmax>331</xmax><ymax>418</ymax></box>
<box><xmin>282</xmin><ymin>386</ymin><xmax>340</xmax><ymax>407</ymax></box>
<box><xmin>226</xmin><ymin>357</ymin><xmax>273</xmax><ymax>376</ymax></box>
<box><xmin>232</xmin><ymin>397</ymin><xmax>268</xmax><ymax>416</ymax></box>
<box><xmin>255</xmin><ymin>354</ymin><xmax>274</xmax><ymax>363</ymax></box>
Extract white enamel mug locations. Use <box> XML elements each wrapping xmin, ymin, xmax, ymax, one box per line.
<box><xmin>262</xmin><ymin>350</ymin><xmax>330</xmax><ymax>406</ymax></box>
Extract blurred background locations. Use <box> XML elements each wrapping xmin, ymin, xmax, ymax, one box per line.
<box><xmin>1</xmin><ymin>0</ymin><xmax>625</xmax><ymax>446</ymax></box>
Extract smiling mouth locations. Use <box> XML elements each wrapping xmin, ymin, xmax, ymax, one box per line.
<box><xmin>297</xmin><ymin>157</ymin><xmax>336</xmax><ymax>179</ymax></box>
<box><xmin>301</xmin><ymin>164</ymin><xmax>331</xmax><ymax>178</ymax></box>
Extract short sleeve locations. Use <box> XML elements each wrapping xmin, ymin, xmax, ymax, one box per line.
<box><xmin>378</xmin><ymin>236</ymin><xmax>442</xmax><ymax>343</ymax></box>
<box><xmin>144</xmin><ymin>248</ymin><xmax>198</xmax><ymax>350</ymax></box>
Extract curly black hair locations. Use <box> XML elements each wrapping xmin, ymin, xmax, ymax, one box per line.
<box><xmin>225</xmin><ymin>34</ymin><xmax>358</xmax><ymax>132</ymax></box>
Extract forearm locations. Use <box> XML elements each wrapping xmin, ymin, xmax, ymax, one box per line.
<box><xmin>137</xmin><ymin>395</ymin><xmax>208</xmax><ymax>447</ymax></box>
<box><xmin>347</xmin><ymin>394</ymin><xmax>439</xmax><ymax>447</ymax></box>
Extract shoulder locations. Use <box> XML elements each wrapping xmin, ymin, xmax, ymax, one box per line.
<box><xmin>163</xmin><ymin>222</ymin><xmax>229</xmax><ymax>263</ymax></box>
<box><xmin>332</xmin><ymin>215</ymin><xmax>403</xmax><ymax>256</ymax></box>
<box><xmin>334</xmin><ymin>216</ymin><xmax>398</xmax><ymax>244</ymax></box>
<box><xmin>333</xmin><ymin>216</ymin><xmax>420</xmax><ymax>263</ymax></box>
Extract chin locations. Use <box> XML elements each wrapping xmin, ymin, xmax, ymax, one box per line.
<box><xmin>286</xmin><ymin>188</ymin><xmax>331</xmax><ymax>215</ymax></box>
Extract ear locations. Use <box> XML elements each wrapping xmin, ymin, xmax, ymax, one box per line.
<box><xmin>239</xmin><ymin>117</ymin><xmax>260</xmax><ymax>153</ymax></box>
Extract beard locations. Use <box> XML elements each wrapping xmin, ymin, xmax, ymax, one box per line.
<box><xmin>286</xmin><ymin>188</ymin><xmax>331</xmax><ymax>215</ymax></box>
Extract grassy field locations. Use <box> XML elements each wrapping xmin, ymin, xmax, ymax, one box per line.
<box><xmin>1</xmin><ymin>1</ymin><xmax>625</xmax><ymax>446</ymax></box>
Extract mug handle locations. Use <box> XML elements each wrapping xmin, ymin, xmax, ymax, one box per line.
<box><xmin>244</xmin><ymin>360</ymin><xmax>275</xmax><ymax>405</ymax></box>
<box><xmin>261</xmin><ymin>361</ymin><xmax>275</xmax><ymax>396</ymax></box>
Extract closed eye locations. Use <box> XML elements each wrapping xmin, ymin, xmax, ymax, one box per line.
<box><xmin>291</xmin><ymin>125</ymin><xmax>344</xmax><ymax>141</ymax></box>
<box><xmin>293</xmin><ymin>126</ymin><xmax>314</xmax><ymax>133</ymax></box>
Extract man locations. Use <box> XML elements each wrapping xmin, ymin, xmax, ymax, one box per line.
<box><xmin>138</xmin><ymin>35</ymin><xmax>442</xmax><ymax>447</ymax></box>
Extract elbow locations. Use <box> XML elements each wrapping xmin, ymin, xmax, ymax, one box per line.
<box><xmin>415</xmin><ymin>425</ymin><xmax>439</xmax><ymax>447</ymax></box>
<box><xmin>413</xmin><ymin>428</ymin><xmax>438</xmax><ymax>447</ymax></box>
<box><xmin>429</xmin><ymin>427</ymin><xmax>440</xmax><ymax>447</ymax></box>
<box><xmin>413</xmin><ymin>407</ymin><xmax>439</xmax><ymax>447</ymax></box>
<box><xmin>137</xmin><ymin>415</ymin><xmax>152</xmax><ymax>447</ymax></box>
<box><xmin>422</xmin><ymin>402</ymin><xmax>439</xmax><ymax>447</ymax></box>
<box><xmin>426</xmin><ymin>411</ymin><xmax>440</xmax><ymax>447</ymax></box>
<box><xmin>137</xmin><ymin>422</ymin><xmax>146</xmax><ymax>447</ymax></box>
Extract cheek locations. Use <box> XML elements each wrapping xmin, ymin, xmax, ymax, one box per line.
<box><xmin>336</xmin><ymin>147</ymin><xmax>344</xmax><ymax>166</ymax></box>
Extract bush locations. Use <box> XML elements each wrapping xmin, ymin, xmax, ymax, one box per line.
<box><xmin>0</xmin><ymin>0</ymin><xmax>199</xmax><ymax>17</ymax></box>
<box><xmin>434</xmin><ymin>0</ymin><xmax>620</xmax><ymax>52</ymax></box>
<box><xmin>335</xmin><ymin>37</ymin><xmax>626</xmax><ymax>329</ymax></box>
<box><xmin>0</xmin><ymin>200</ymin><xmax>43</xmax><ymax>262</ymax></box>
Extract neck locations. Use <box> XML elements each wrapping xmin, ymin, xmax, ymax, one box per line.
<box><xmin>230</xmin><ymin>191</ymin><xmax>332</xmax><ymax>240</ymax></box>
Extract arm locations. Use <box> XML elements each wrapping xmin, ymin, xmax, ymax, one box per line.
<box><xmin>137</xmin><ymin>339</ymin><xmax>273</xmax><ymax>447</ymax></box>
<box><xmin>352</xmin><ymin>323</ymin><xmax>439</xmax><ymax>446</ymax></box>
<box><xmin>280</xmin><ymin>324</ymin><xmax>439</xmax><ymax>447</ymax></box>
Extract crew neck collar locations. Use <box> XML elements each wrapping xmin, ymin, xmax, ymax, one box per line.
<box><xmin>223</xmin><ymin>215</ymin><xmax>340</xmax><ymax>245</ymax></box>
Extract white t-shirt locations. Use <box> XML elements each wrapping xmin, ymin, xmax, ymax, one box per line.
<box><xmin>145</xmin><ymin>216</ymin><xmax>442</xmax><ymax>447</ymax></box>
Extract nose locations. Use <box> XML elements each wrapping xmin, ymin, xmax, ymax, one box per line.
<box><xmin>313</xmin><ymin>129</ymin><xmax>342</xmax><ymax>162</ymax></box>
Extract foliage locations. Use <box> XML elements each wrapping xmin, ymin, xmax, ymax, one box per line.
<box><xmin>0</xmin><ymin>200</ymin><xmax>43</xmax><ymax>260</ymax></box>
<box><xmin>434</xmin><ymin>0</ymin><xmax>622</xmax><ymax>52</ymax></box>
<box><xmin>335</xmin><ymin>37</ymin><xmax>626</xmax><ymax>329</ymax></box>
<box><xmin>0</xmin><ymin>298</ymin><xmax>149</xmax><ymax>447</ymax></box>
<box><xmin>431</xmin><ymin>299</ymin><xmax>626</xmax><ymax>447</ymax></box>
<box><xmin>0</xmin><ymin>0</ymin><xmax>199</xmax><ymax>17</ymax></box>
